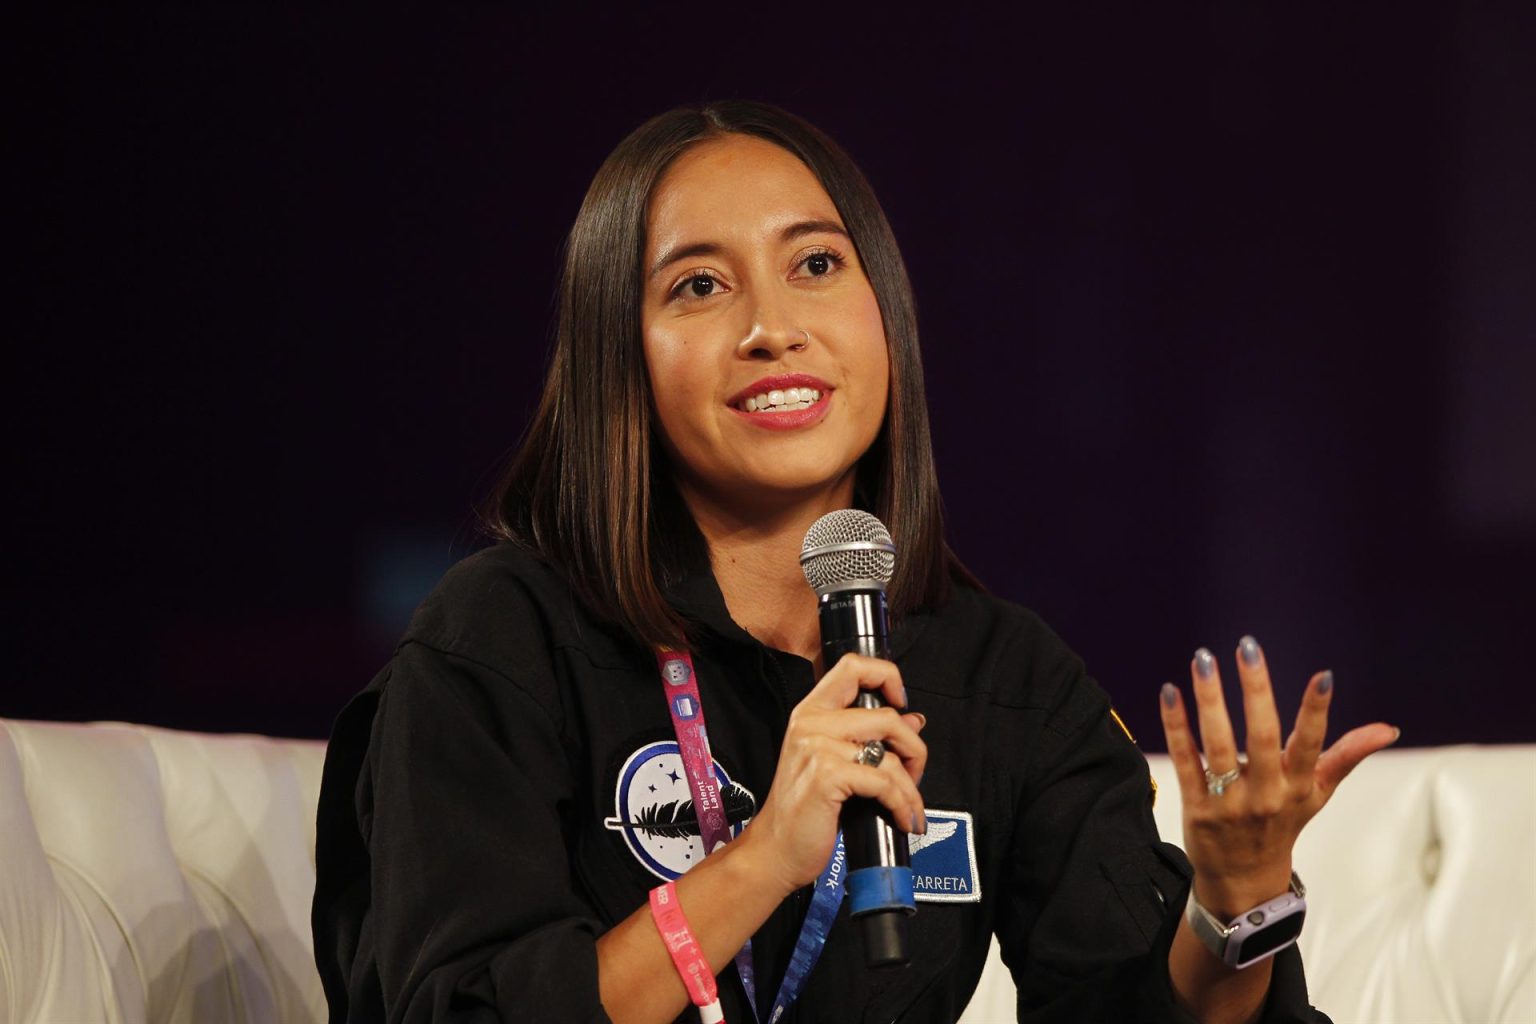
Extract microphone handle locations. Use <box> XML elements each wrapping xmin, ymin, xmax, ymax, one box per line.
<box><xmin>818</xmin><ymin>589</ymin><xmax>914</xmax><ymax>969</ymax></box>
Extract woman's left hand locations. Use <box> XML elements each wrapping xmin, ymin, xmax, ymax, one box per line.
<box><xmin>1158</xmin><ymin>635</ymin><xmax>1399</xmax><ymax>918</ymax></box>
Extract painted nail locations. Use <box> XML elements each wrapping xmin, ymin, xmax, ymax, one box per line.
<box><xmin>1316</xmin><ymin>671</ymin><xmax>1333</xmax><ymax>695</ymax></box>
<box><xmin>1239</xmin><ymin>635</ymin><xmax>1262</xmax><ymax>667</ymax></box>
<box><xmin>1194</xmin><ymin>648</ymin><xmax>1216</xmax><ymax>680</ymax></box>
<box><xmin>1161</xmin><ymin>682</ymin><xmax>1179</xmax><ymax>708</ymax></box>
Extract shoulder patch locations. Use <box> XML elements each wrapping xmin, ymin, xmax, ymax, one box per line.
<box><xmin>1107</xmin><ymin>706</ymin><xmax>1158</xmax><ymax>805</ymax></box>
<box><xmin>907</xmin><ymin>809</ymin><xmax>981</xmax><ymax>904</ymax></box>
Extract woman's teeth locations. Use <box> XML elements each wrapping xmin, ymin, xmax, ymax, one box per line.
<box><xmin>743</xmin><ymin>388</ymin><xmax>822</xmax><ymax>413</ymax></box>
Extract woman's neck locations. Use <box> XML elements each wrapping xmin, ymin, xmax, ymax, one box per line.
<box><xmin>677</xmin><ymin>478</ymin><xmax>855</xmax><ymax>673</ymax></box>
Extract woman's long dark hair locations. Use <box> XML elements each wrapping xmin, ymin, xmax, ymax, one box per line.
<box><xmin>481</xmin><ymin>100</ymin><xmax>974</xmax><ymax>650</ymax></box>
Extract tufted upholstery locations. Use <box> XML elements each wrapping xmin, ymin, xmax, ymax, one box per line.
<box><xmin>0</xmin><ymin>720</ymin><xmax>326</xmax><ymax>1024</ymax></box>
<box><xmin>1</xmin><ymin>720</ymin><xmax>1531</xmax><ymax>1024</ymax></box>
<box><xmin>960</xmin><ymin>744</ymin><xmax>1536</xmax><ymax>1024</ymax></box>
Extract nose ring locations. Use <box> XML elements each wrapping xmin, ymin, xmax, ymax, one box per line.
<box><xmin>791</xmin><ymin>328</ymin><xmax>810</xmax><ymax>351</ymax></box>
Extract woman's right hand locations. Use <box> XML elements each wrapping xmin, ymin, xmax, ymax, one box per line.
<box><xmin>739</xmin><ymin>653</ymin><xmax>928</xmax><ymax>894</ymax></box>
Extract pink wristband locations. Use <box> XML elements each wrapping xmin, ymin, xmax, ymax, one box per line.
<box><xmin>649</xmin><ymin>881</ymin><xmax>725</xmax><ymax>1024</ymax></box>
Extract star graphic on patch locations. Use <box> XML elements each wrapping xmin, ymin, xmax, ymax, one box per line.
<box><xmin>666</xmin><ymin>769</ymin><xmax>681</xmax><ymax>784</ymax></box>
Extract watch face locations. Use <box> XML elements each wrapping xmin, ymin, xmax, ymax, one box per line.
<box><xmin>1235</xmin><ymin>909</ymin><xmax>1305</xmax><ymax>964</ymax></box>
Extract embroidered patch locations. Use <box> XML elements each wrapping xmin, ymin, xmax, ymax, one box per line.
<box><xmin>603</xmin><ymin>740</ymin><xmax>756</xmax><ymax>881</ymax></box>
<box><xmin>907</xmin><ymin>808</ymin><xmax>981</xmax><ymax>903</ymax></box>
<box><xmin>1108</xmin><ymin>706</ymin><xmax>1158</xmax><ymax>806</ymax></box>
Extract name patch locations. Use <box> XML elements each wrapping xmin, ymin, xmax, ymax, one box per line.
<box><xmin>907</xmin><ymin>808</ymin><xmax>981</xmax><ymax>904</ymax></box>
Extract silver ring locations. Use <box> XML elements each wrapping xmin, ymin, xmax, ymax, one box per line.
<box><xmin>792</xmin><ymin>328</ymin><xmax>810</xmax><ymax>350</ymax></box>
<box><xmin>855</xmin><ymin>739</ymin><xmax>886</xmax><ymax>767</ymax></box>
<box><xmin>1204</xmin><ymin>766</ymin><xmax>1242</xmax><ymax>796</ymax></box>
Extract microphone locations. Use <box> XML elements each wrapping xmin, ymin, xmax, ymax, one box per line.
<box><xmin>800</xmin><ymin>509</ymin><xmax>915</xmax><ymax>969</ymax></box>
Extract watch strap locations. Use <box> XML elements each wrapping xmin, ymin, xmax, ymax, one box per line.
<box><xmin>1185</xmin><ymin>871</ymin><xmax>1307</xmax><ymax>969</ymax></box>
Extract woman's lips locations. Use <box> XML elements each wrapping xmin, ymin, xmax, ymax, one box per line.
<box><xmin>728</xmin><ymin>388</ymin><xmax>832</xmax><ymax>431</ymax></box>
<box><xmin>726</xmin><ymin>373</ymin><xmax>833</xmax><ymax>409</ymax></box>
<box><xmin>728</xmin><ymin>374</ymin><xmax>835</xmax><ymax>429</ymax></box>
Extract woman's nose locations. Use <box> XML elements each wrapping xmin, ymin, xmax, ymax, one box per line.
<box><xmin>735</xmin><ymin>314</ymin><xmax>810</xmax><ymax>360</ymax></box>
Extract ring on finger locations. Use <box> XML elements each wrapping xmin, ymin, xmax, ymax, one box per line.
<box><xmin>1204</xmin><ymin>765</ymin><xmax>1242</xmax><ymax>796</ymax></box>
<box><xmin>854</xmin><ymin>739</ymin><xmax>886</xmax><ymax>767</ymax></box>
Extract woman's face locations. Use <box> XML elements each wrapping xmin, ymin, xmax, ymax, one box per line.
<box><xmin>641</xmin><ymin>134</ymin><xmax>890</xmax><ymax>515</ymax></box>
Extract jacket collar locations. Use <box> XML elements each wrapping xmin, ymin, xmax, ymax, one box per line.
<box><xmin>663</xmin><ymin>561</ymin><xmax>932</xmax><ymax>661</ymax></box>
<box><xmin>663</xmin><ymin>562</ymin><xmax>760</xmax><ymax>651</ymax></box>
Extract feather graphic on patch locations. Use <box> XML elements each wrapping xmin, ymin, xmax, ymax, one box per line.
<box><xmin>627</xmin><ymin>783</ymin><xmax>756</xmax><ymax>839</ymax></box>
<box><xmin>907</xmin><ymin>819</ymin><xmax>959</xmax><ymax>855</ymax></box>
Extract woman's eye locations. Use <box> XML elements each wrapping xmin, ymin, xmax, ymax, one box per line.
<box><xmin>796</xmin><ymin>248</ymin><xmax>844</xmax><ymax>278</ymax></box>
<box><xmin>671</xmin><ymin>272</ymin><xmax>721</xmax><ymax>301</ymax></box>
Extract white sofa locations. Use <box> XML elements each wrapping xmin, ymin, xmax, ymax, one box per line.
<box><xmin>1</xmin><ymin>718</ymin><xmax>1531</xmax><ymax>1024</ymax></box>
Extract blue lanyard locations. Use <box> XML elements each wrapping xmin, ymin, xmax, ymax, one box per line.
<box><xmin>657</xmin><ymin>651</ymin><xmax>847</xmax><ymax>1023</ymax></box>
<box><xmin>764</xmin><ymin>834</ymin><xmax>846</xmax><ymax>1023</ymax></box>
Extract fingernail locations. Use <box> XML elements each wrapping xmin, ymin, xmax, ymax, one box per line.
<box><xmin>1390</xmin><ymin>726</ymin><xmax>1402</xmax><ymax>745</ymax></box>
<box><xmin>1161</xmin><ymin>682</ymin><xmax>1179</xmax><ymax>708</ymax></box>
<box><xmin>910</xmin><ymin>712</ymin><xmax>928</xmax><ymax>730</ymax></box>
<box><xmin>1239</xmin><ymin>635</ymin><xmax>1262</xmax><ymax>667</ymax></box>
<box><xmin>919</xmin><ymin>808</ymin><xmax>928</xmax><ymax>834</ymax></box>
<box><xmin>1316</xmin><ymin>671</ymin><xmax>1333</xmax><ymax>695</ymax></box>
<box><xmin>1194</xmin><ymin>648</ymin><xmax>1215</xmax><ymax>680</ymax></box>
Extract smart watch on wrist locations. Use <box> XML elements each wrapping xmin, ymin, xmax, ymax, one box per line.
<box><xmin>1185</xmin><ymin>871</ymin><xmax>1307</xmax><ymax>969</ymax></box>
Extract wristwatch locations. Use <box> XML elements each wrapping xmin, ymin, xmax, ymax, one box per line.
<box><xmin>1185</xmin><ymin>872</ymin><xmax>1307</xmax><ymax>969</ymax></box>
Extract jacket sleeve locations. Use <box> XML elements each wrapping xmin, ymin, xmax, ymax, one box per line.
<box><xmin>993</xmin><ymin>634</ymin><xmax>1330</xmax><ymax>1023</ymax></box>
<box><xmin>319</xmin><ymin>637</ymin><xmax>613</xmax><ymax>1023</ymax></box>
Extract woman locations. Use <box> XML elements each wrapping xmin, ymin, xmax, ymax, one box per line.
<box><xmin>312</xmin><ymin>101</ymin><xmax>1396</xmax><ymax>1023</ymax></box>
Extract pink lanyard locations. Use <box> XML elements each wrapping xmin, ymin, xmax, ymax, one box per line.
<box><xmin>655</xmin><ymin>650</ymin><xmax>847</xmax><ymax>1023</ymax></box>
<box><xmin>657</xmin><ymin>650</ymin><xmax>734</xmax><ymax>853</ymax></box>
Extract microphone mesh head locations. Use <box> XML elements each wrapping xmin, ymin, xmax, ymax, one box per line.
<box><xmin>800</xmin><ymin>509</ymin><xmax>897</xmax><ymax>594</ymax></box>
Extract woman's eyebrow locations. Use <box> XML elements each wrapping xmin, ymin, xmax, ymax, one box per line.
<box><xmin>779</xmin><ymin>218</ymin><xmax>849</xmax><ymax>244</ymax></box>
<box><xmin>648</xmin><ymin>219</ymin><xmax>850</xmax><ymax>281</ymax></box>
<box><xmin>649</xmin><ymin>241</ymin><xmax>723</xmax><ymax>280</ymax></box>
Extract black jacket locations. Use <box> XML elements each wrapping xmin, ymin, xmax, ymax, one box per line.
<box><xmin>312</xmin><ymin>541</ymin><xmax>1329</xmax><ymax>1023</ymax></box>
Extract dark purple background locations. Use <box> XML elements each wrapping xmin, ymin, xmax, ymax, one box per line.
<box><xmin>14</xmin><ymin>10</ymin><xmax>1534</xmax><ymax>749</ymax></box>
